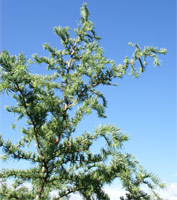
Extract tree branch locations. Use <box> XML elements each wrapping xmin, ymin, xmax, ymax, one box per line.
<box><xmin>54</xmin><ymin>187</ymin><xmax>79</xmax><ymax>200</ymax></box>
<box><xmin>15</xmin><ymin>83</ymin><xmax>50</xmax><ymax>200</ymax></box>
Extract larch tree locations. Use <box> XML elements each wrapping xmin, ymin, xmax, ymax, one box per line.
<box><xmin>0</xmin><ymin>3</ymin><xmax>167</xmax><ymax>200</ymax></box>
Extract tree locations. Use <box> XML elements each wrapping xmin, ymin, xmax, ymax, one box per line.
<box><xmin>0</xmin><ymin>3</ymin><xmax>167</xmax><ymax>200</ymax></box>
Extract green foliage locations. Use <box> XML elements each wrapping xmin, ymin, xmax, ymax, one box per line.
<box><xmin>0</xmin><ymin>3</ymin><xmax>166</xmax><ymax>200</ymax></box>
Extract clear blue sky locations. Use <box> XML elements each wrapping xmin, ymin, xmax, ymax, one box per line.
<box><xmin>0</xmin><ymin>0</ymin><xmax>176</xmax><ymax>186</ymax></box>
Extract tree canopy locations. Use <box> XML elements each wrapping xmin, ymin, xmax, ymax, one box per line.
<box><xmin>0</xmin><ymin>3</ymin><xmax>167</xmax><ymax>200</ymax></box>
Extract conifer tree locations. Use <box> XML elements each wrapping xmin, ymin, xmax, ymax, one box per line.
<box><xmin>0</xmin><ymin>3</ymin><xmax>167</xmax><ymax>200</ymax></box>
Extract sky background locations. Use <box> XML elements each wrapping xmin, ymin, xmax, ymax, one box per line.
<box><xmin>0</xmin><ymin>0</ymin><xmax>176</xmax><ymax>199</ymax></box>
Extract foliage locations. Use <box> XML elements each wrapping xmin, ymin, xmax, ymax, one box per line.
<box><xmin>0</xmin><ymin>3</ymin><xmax>166</xmax><ymax>200</ymax></box>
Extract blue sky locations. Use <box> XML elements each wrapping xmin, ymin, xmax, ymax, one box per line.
<box><xmin>0</xmin><ymin>0</ymin><xmax>176</xmax><ymax>193</ymax></box>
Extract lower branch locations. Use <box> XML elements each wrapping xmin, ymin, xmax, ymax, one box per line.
<box><xmin>54</xmin><ymin>188</ymin><xmax>79</xmax><ymax>200</ymax></box>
